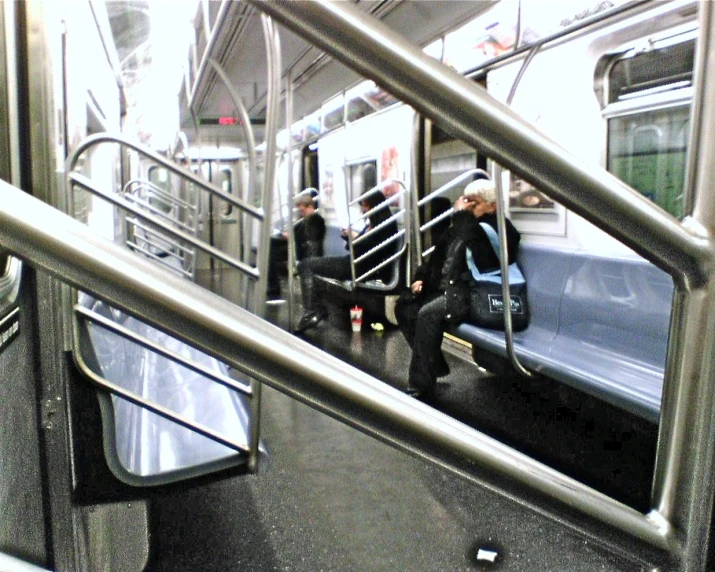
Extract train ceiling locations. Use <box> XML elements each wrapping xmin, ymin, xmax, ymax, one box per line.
<box><xmin>179</xmin><ymin>1</ymin><xmax>493</xmax><ymax>146</ymax></box>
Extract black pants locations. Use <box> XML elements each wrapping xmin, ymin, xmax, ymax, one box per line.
<box><xmin>297</xmin><ymin>255</ymin><xmax>352</xmax><ymax>313</ymax></box>
<box><xmin>267</xmin><ymin>237</ymin><xmax>288</xmax><ymax>295</ymax></box>
<box><xmin>395</xmin><ymin>293</ymin><xmax>450</xmax><ymax>390</ymax></box>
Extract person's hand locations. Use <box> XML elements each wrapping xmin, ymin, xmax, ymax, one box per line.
<box><xmin>411</xmin><ymin>280</ymin><xmax>424</xmax><ymax>294</ymax></box>
<box><xmin>454</xmin><ymin>195</ymin><xmax>473</xmax><ymax>211</ymax></box>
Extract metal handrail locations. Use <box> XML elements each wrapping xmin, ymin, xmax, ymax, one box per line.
<box><xmin>416</xmin><ymin>168</ymin><xmax>490</xmax><ymax>259</ymax></box>
<box><xmin>69</xmin><ymin>172</ymin><xmax>259</xmax><ymax>281</ymax></box>
<box><xmin>66</xmin><ymin>133</ymin><xmax>263</xmax><ymax>220</ymax></box>
<box><xmin>76</xmin><ymin>305</ymin><xmax>252</xmax><ymax>397</ymax></box>
<box><xmin>206</xmin><ymin>58</ymin><xmax>258</xmax><ymax>272</ymax></box>
<box><xmin>0</xmin><ymin>178</ymin><xmax>671</xmax><ymax>553</ymax></box>
<box><xmin>123</xmin><ymin>179</ymin><xmax>198</xmax><ymax>213</ymax></box>
<box><xmin>344</xmin><ymin>178</ymin><xmax>409</xmax><ymax>290</ymax></box>
<box><xmin>245</xmin><ymin>0</ymin><xmax>715</xmax><ymax>564</ymax></box>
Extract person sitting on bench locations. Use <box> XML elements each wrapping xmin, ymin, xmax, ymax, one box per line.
<box><xmin>395</xmin><ymin>179</ymin><xmax>520</xmax><ymax>399</ymax></box>
<box><xmin>267</xmin><ymin>188</ymin><xmax>325</xmax><ymax>299</ymax></box>
<box><xmin>294</xmin><ymin>189</ymin><xmax>397</xmax><ymax>333</ymax></box>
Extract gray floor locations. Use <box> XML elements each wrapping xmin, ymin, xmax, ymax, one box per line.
<box><xmin>147</xmin><ymin>295</ymin><xmax>664</xmax><ymax>571</ymax></box>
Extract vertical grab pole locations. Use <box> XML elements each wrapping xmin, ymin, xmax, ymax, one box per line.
<box><xmin>246</xmin><ymin>13</ymin><xmax>281</xmax><ymax>471</ymax></box>
<box><xmin>285</xmin><ymin>69</ymin><xmax>297</xmax><ymax>327</ymax></box>
<box><xmin>491</xmin><ymin>45</ymin><xmax>541</xmax><ymax>378</ymax></box>
<box><xmin>206</xmin><ymin>58</ymin><xmax>258</xmax><ymax>304</ymax></box>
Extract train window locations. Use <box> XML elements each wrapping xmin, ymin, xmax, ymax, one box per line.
<box><xmin>218</xmin><ymin>168</ymin><xmax>232</xmax><ymax>216</ymax></box>
<box><xmin>607</xmin><ymin>106</ymin><xmax>689</xmax><ymax>219</ymax></box>
<box><xmin>429</xmin><ymin>123</ymin><xmax>480</xmax><ymax>198</ymax></box>
<box><xmin>148</xmin><ymin>166</ymin><xmax>174</xmax><ymax>214</ymax></box>
<box><xmin>322</xmin><ymin>95</ymin><xmax>345</xmax><ymax>132</ymax></box>
<box><xmin>603</xmin><ymin>34</ymin><xmax>694</xmax><ymax>219</ymax></box>
<box><xmin>346</xmin><ymin>81</ymin><xmax>398</xmax><ymax>122</ymax></box>
<box><xmin>608</xmin><ymin>39</ymin><xmax>694</xmax><ymax>103</ymax></box>
<box><xmin>347</xmin><ymin>160</ymin><xmax>377</xmax><ymax>203</ymax></box>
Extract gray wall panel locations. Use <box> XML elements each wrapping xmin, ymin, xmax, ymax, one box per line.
<box><xmin>0</xmin><ymin>270</ymin><xmax>48</xmax><ymax>566</ymax></box>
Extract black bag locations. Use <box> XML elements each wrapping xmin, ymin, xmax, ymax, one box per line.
<box><xmin>468</xmin><ymin>277</ymin><xmax>529</xmax><ymax>331</ymax></box>
<box><xmin>466</xmin><ymin>224</ymin><xmax>529</xmax><ymax>332</ymax></box>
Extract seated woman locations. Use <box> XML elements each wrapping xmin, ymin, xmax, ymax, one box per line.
<box><xmin>295</xmin><ymin>189</ymin><xmax>398</xmax><ymax>333</ymax></box>
<box><xmin>395</xmin><ymin>179</ymin><xmax>520</xmax><ymax>399</ymax></box>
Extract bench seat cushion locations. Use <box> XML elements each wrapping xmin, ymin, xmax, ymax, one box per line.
<box><xmin>451</xmin><ymin>245</ymin><xmax>673</xmax><ymax>424</ymax></box>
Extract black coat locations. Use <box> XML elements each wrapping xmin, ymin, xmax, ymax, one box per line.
<box><xmin>413</xmin><ymin>211</ymin><xmax>520</xmax><ymax>323</ymax></box>
<box><xmin>294</xmin><ymin>212</ymin><xmax>326</xmax><ymax>260</ymax></box>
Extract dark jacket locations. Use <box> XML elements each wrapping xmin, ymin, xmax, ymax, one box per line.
<box><xmin>413</xmin><ymin>211</ymin><xmax>520</xmax><ymax>323</ymax></box>
<box><xmin>294</xmin><ymin>212</ymin><xmax>326</xmax><ymax>260</ymax></box>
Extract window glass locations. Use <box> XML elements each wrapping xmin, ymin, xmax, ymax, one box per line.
<box><xmin>346</xmin><ymin>81</ymin><xmax>399</xmax><ymax>123</ymax></box>
<box><xmin>148</xmin><ymin>166</ymin><xmax>174</xmax><ymax>214</ymax></box>
<box><xmin>218</xmin><ymin>168</ymin><xmax>233</xmax><ymax>216</ymax></box>
<box><xmin>607</xmin><ymin>106</ymin><xmax>689</xmax><ymax>218</ymax></box>
<box><xmin>322</xmin><ymin>95</ymin><xmax>345</xmax><ymax>132</ymax></box>
<box><xmin>604</xmin><ymin>36</ymin><xmax>694</xmax><ymax>219</ymax></box>
<box><xmin>348</xmin><ymin>160</ymin><xmax>377</xmax><ymax>203</ymax></box>
<box><xmin>609</xmin><ymin>39</ymin><xmax>694</xmax><ymax>102</ymax></box>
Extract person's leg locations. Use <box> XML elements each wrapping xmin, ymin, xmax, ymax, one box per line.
<box><xmin>407</xmin><ymin>295</ymin><xmax>449</xmax><ymax>394</ymax></box>
<box><xmin>267</xmin><ymin>237</ymin><xmax>284</xmax><ymax>298</ymax></box>
<box><xmin>295</xmin><ymin>256</ymin><xmax>351</xmax><ymax>331</ymax></box>
<box><xmin>395</xmin><ymin>296</ymin><xmax>421</xmax><ymax>348</ymax></box>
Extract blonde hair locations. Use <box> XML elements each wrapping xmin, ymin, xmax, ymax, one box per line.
<box><xmin>464</xmin><ymin>179</ymin><xmax>496</xmax><ymax>204</ymax></box>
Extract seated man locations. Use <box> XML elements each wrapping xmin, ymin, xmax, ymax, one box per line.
<box><xmin>267</xmin><ymin>189</ymin><xmax>325</xmax><ymax>299</ymax></box>
<box><xmin>295</xmin><ymin>189</ymin><xmax>398</xmax><ymax>333</ymax></box>
<box><xmin>395</xmin><ymin>179</ymin><xmax>520</xmax><ymax>398</ymax></box>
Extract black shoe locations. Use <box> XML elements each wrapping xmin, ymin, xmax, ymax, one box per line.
<box><xmin>294</xmin><ymin>311</ymin><xmax>324</xmax><ymax>333</ymax></box>
<box><xmin>404</xmin><ymin>385</ymin><xmax>435</xmax><ymax>401</ymax></box>
<box><xmin>435</xmin><ymin>356</ymin><xmax>450</xmax><ymax>378</ymax></box>
<box><xmin>266</xmin><ymin>289</ymin><xmax>283</xmax><ymax>302</ymax></box>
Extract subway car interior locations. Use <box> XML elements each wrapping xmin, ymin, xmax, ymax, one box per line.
<box><xmin>2</xmin><ymin>0</ymin><xmax>715</xmax><ymax>570</ymax></box>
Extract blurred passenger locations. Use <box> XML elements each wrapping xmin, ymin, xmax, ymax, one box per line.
<box><xmin>267</xmin><ymin>189</ymin><xmax>325</xmax><ymax>300</ymax></box>
<box><xmin>295</xmin><ymin>189</ymin><xmax>398</xmax><ymax>333</ymax></box>
<box><xmin>395</xmin><ymin>179</ymin><xmax>520</xmax><ymax>399</ymax></box>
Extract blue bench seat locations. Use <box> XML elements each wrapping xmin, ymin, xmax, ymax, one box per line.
<box><xmin>450</xmin><ymin>244</ymin><xmax>673</xmax><ymax>424</ymax></box>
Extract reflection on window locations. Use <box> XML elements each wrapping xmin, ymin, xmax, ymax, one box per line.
<box><xmin>608</xmin><ymin>106</ymin><xmax>689</xmax><ymax>218</ymax></box>
<box><xmin>148</xmin><ymin>166</ymin><xmax>174</xmax><ymax>214</ymax></box>
<box><xmin>322</xmin><ymin>95</ymin><xmax>345</xmax><ymax>132</ymax></box>
<box><xmin>604</xmin><ymin>35</ymin><xmax>693</xmax><ymax>219</ymax></box>
<box><xmin>219</xmin><ymin>168</ymin><xmax>233</xmax><ymax>216</ymax></box>
<box><xmin>348</xmin><ymin>160</ymin><xmax>377</xmax><ymax>203</ymax></box>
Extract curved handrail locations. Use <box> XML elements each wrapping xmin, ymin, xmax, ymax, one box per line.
<box><xmin>416</xmin><ymin>168</ymin><xmax>490</xmax><ymax>259</ymax></box>
<box><xmin>207</xmin><ymin>58</ymin><xmax>258</xmax><ymax>270</ymax></box>
<box><xmin>344</xmin><ymin>178</ymin><xmax>409</xmax><ymax>291</ymax></box>
<box><xmin>66</xmin><ymin>133</ymin><xmax>264</xmax><ymax>220</ymax></box>
<box><xmin>69</xmin><ymin>172</ymin><xmax>259</xmax><ymax>281</ymax></box>
<box><xmin>491</xmin><ymin>43</ymin><xmax>543</xmax><ymax>379</ymax></box>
